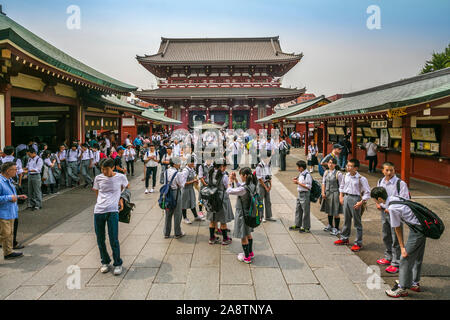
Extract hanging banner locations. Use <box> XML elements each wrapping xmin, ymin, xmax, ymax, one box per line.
<box><xmin>371</xmin><ymin>120</ymin><xmax>388</xmax><ymax>128</ymax></box>
<box><xmin>336</xmin><ymin>120</ymin><xmax>346</xmax><ymax>127</ymax></box>
<box><xmin>388</xmin><ymin>108</ymin><xmax>407</xmax><ymax>118</ymax></box>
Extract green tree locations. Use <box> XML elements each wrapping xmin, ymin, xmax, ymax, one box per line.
<box><xmin>420</xmin><ymin>44</ymin><xmax>450</xmax><ymax>74</ymax></box>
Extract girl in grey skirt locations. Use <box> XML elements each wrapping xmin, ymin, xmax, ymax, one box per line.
<box><xmin>320</xmin><ymin>157</ymin><xmax>343</xmax><ymax>236</ymax></box>
<box><xmin>206</xmin><ymin>161</ymin><xmax>234</xmax><ymax>245</ymax></box>
<box><xmin>226</xmin><ymin>167</ymin><xmax>257</xmax><ymax>264</ymax></box>
<box><xmin>181</xmin><ymin>156</ymin><xmax>205</xmax><ymax>224</ymax></box>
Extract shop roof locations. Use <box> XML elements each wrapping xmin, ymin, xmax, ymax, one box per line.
<box><xmin>288</xmin><ymin>68</ymin><xmax>450</xmax><ymax>121</ymax></box>
<box><xmin>0</xmin><ymin>14</ymin><xmax>137</xmax><ymax>93</ymax></box>
<box><xmin>140</xmin><ymin>109</ymin><xmax>182</xmax><ymax>125</ymax></box>
<box><xmin>135</xmin><ymin>87</ymin><xmax>305</xmax><ymax>100</ymax></box>
<box><xmin>256</xmin><ymin>95</ymin><xmax>328</xmax><ymax>123</ymax></box>
<box><xmin>137</xmin><ymin>37</ymin><xmax>303</xmax><ymax>64</ymax></box>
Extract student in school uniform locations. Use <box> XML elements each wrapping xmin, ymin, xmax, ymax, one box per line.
<box><xmin>124</xmin><ymin>144</ymin><xmax>136</xmax><ymax>176</ymax></box>
<box><xmin>91</xmin><ymin>144</ymin><xmax>101</xmax><ymax>178</ymax></box>
<box><xmin>181</xmin><ymin>156</ymin><xmax>205</xmax><ymax>224</ymax></box>
<box><xmin>320</xmin><ymin>158</ymin><xmax>344</xmax><ymax>236</ymax></box>
<box><xmin>307</xmin><ymin>141</ymin><xmax>319</xmax><ymax>172</ymax></box>
<box><xmin>160</xmin><ymin>146</ymin><xmax>173</xmax><ymax>185</ymax></box>
<box><xmin>226</xmin><ymin>167</ymin><xmax>257</xmax><ymax>264</ymax></box>
<box><xmin>42</xmin><ymin>151</ymin><xmax>57</xmax><ymax>195</ymax></box>
<box><xmin>198</xmin><ymin>157</ymin><xmax>214</xmax><ymax>216</ymax></box>
<box><xmin>23</xmin><ymin>147</ymin><xmax>43</xmax><ymax>211</ymax></box>
<box><xmin>66</xmin><ymin>144</ymin><xmax>81</xmax><ymax>187</ymax></box>
<box><xmin>334</xmin><ymin>158</ymin><xmax>371</xmax><ymax>252</ymax></box>
<box><xmin>376</xmin><ymin>162</ymin><xmax>410</xmax><ymax>274</ymax></box>
<box><xmin>56</xmin><ymin>145</ymin><xmax>69</xmax><ymax>188</ymax></box>
<box><xmin>255</xmin><ymin>152</ymin><xmax>275</xmax><ymax>222</ymax></box>
<box><xmin>231</xmin><ymin>136</ymin><xmax>240</xmax><ymax>170</ymax></box>
<box><xmin>79</xmin><ymin>143</ymin><xmax>94</xmax><ymax>188</ymax></box>
<box><xmin>371</xmin><ymin>187</ymin><xmax>424</xmax><ymax>298</ymax></box>
<box><xmin>163</xmin><ymin>157</ymin><xmax>187</xmax><ymax>239</ymax></box>
<box><xmin>206</xmin><ymin>161</ymin><xmax>234</xmax><ymax>245</ymax></box>
<box><xmin>289</xmin><ymin>160</ymin><xmax>312</xmax><ymax>233</ymax></box>
<box><xmin>143</xmin><ymin>144</ymin><xmax>159</xmax><ymax>194</ymax></box>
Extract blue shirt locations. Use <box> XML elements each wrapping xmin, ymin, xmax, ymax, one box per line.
<box><xmin>0</xmin><ymin>175</ymin><xmax>18</xmax><ymax>220</ymax></box>
<box><xmin>133</xmin><ymin>137</ymin><xmax>143</xmax><ymax>146</ymax></box>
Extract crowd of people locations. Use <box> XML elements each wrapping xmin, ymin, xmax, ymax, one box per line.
<box><xmin>0</xmin><ymin>128</ymin><xmax>436</xmax><ymax>298</ymax></box>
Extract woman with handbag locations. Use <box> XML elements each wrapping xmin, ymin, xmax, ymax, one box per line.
<box><xmin>226</xmin><ymin>167</ymin><xmax>257</xmax><ymax>264</ymax></box>
<box><xmin>307</xmin><ymin>141</ymin><xmax>319</xmax><ymax>172</ymax></box>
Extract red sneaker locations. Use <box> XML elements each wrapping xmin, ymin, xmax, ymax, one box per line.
<box><xmin>377</xmin><ymin>258</ymin><xmax>391</xmax><ymax>266</ymax></box>
<box><xmin>410</xmin><ymin>284</ymin><xmax>421</xmax><ymax>292</ymax></box>
<box><xmin>334</xmin><ymin>239</ymin><xmax>349</xmax><ymax>245</ymax></box>
<box><xmin>385</xmin><ymin>265</ymin><xmax>399</xmax><ymax>274</ymax></box>
<box><xmin>351</xmin><ymin>244</ymin><xmax>362</xmax><ymax>252</ymax></box>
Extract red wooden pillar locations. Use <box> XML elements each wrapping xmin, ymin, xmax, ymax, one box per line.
<box><xmin>351</xmin><ymin>119</ymin><xmax>357</xmax><ymax>158</ymax></box>
<box><xmin>229</xmin><ymin>108</ymin><xmax>233</xmax><ymax>129</ymax></box>
<box><xmin>280</xmin><ymin>121</ymin><xmax>284</xmax><ymax>136</ymax></box>
<box><xmin>401</xmin><ymin>116</ymin><xmax>411</xmax><ymax>186</ymax></box>
<box><xmin>118</xmin><ymin>116</ymin><xmax>123</xmax><ymax>145</ymax></box>
<box><xmin>149</xmin><ymin>121</ymin><xmax>153</xmax><ymax>136</ymax></box>
<box><xmin>323</xmin><ymin>120</ymin><xmax>328</xmax><ymax>155</ymax></box>
<box><xmin>305</xmin><ymin>121</ymin><xmax>309</xmax><ymax>156</ymax></box>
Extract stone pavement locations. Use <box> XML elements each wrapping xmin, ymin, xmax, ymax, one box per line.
<box><xmin>0</xmin><ymin>164</ymin><xmax>392</xmax><ymax>300</ymax></box>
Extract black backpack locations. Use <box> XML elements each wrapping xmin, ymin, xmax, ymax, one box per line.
<box><xmin>119</xmin><ymin>190</ymin><xmax>135</xmax><ymax>224</ymax></box>
<box><xmin>302</xmin><ymin>172</ymin><xmax>321</xmax><ymax>203</ymax></box>
<box><xmin>200</xmin><ymin>172</ymin><xmax>224</xmax><ymax>213</ymax></box>
<box><xmin>390</xmin><ymin>198</ymin><xmax>445</xmax><ymax>240</ymax></box>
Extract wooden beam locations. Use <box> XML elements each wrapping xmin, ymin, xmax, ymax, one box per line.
<box><xmin>11</xmin><ymin>86</ymin><xmax>78</xmax><ymax>105</ymax></box>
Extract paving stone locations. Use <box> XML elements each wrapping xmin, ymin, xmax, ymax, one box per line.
<box><xmin>25</xmin><ymin>255</ymin><xmax>83</xmax><ymax>286</ymax></box>
<box><xmin>111</xmin><ymin>267</ymin><xmax>158</xmax><ymax>300</ymax></box>
<box><xmin>191</xmin><ymin>241</ymin><xmax>220</xmax><ymax>267</ymax></box>
<box><xmin>0</xmin><ymin>269</ymin><xmax>38</xmax><ymax>300</ymax></box>
<box><xmin>147</xmin><ymin>283</ymin><xmax>186</xmax><ymax>300</ymax></box>
<box><xmin>220</xmin><ymin>254</ymin><xmax>253</xmax><ymax>285</ymax></box>
<box><xmin>251</xmin><ymin>268</ymin><xmax>292</xmax><ymax>300</ymax></box>
<box><xmin>313</xmin><ymin>267</ymin><xmax>366</xmax><ymax>300</ymax></box>
<box><xmin>262</xmin><ymin>220</ymin><xmax>288</xmax><ymax>234</ymax></box>
<box><xmin>53</xmin><ymin>232</ymin><xmax>88</xmax><ymax>246</ymax></box>
<box><xmin>313</xmin><ymin>233</ymin><xmax>354</xmax><ymax>255</ymax></box>
<box><xmin>63</xmin><ymin>234</ymin><xmax>97</xmax><ymax>256</ymax></box>
<box><xmin>133</xmin><ymin>242</ymin><xmax>170</xmax><ymax>268</ymax></box>
<box><xmin>220</xmin><ymin>285</ymin><xmax>256</xmax><ymax>300</ymax></box>
<box><xmin>355</xmin><ymin>283</ymin><xmax>391</xmax><ymax>300</ymax></box>
<box><xmin>333</xmin><ymin>254</ymin><xmax>377</xmax><ymax>283</ymax></box>
<box><xmin>87</xmin><ymin>256</ymin><xmax>136</xmax><ymax>287</ymax></box>
<box><xmin>296</xmin><ymin>243</ymin><xmax>339</xmax><ymax>268</ymax></box>
<box><xmin>167</xmin><ymin>232</ymin><xmax>197</xmax><ymax>254</ymax></box>
<box><xmin>267</xmin><ymin>234</ymin><xmax>299</xmax><ymax>254</ymax></box>
<box><xmin>5</xmin><ymin>285</ymin><xmax>50</xmax><ymax>300</ymax></box>
<box><xmin>289</xmin><ymin>284</ymin><xmax>329</xmax><ymax>300</ymax></box>
<box><xmin>77</xmin><ymin>247</ymin><xmax>103</xmax><ymax>268</ymax></box>
<box><xmin>184</xmin><ymin>267</ymin><xmax>219</xmax><ymax>300</ymax></box>
<box><xmin>120</xmin><ymin>235</ymin><xmax>149</xmax><ymax>256</ymax></box>
<box><xmin>130</xmin><ymin>219</ymin><xmax>159</xmax><ymax>236</ymax></box>
<box><xmin>276</xmin><ymin>254</ymin><xmax>318</xmax><ymax>284</ymax></box>
<box><xmin>154</xmin><ymin>254</ymin><xmax>191</xmax><ymax>283</ymax></box>
<box><xmin>40</xmin><ymin>268</ymin><xmax>115</xmax><ymax>300</ymax></box>
<box><xmin>272</xmin><ymin>203</ymin><xmax>292</xmax><ymax>214</ymax></box>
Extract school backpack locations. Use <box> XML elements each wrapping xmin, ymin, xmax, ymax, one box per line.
<box><xmin>389</xmin><ymin>198</ymin><xmax>445</xmax><ymax>240</ymax></box>
<box><xmin>200</xmin><ymin>174</ymin><xmax>224</xmax><ymax>213</ymax></box>
<box><xmin>318</xmin><ymin>158</ymin><xmax>325</xmax><ymax>177</ymax></box>
<box><xmin>158</xmin><ymin>171</ymin><xmax>179</xmax><ymax>210</ymax></box>
<box><xmin>241</xmin><ymin>185</ymin><xmax>263</xmax><ymax>228</ymax></box>
<box><xmin>307</xmin><ymin>173</ymin><xmax>322</xmax><ymax>203</ymax></box>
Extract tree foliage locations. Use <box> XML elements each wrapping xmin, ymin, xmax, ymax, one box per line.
<box><xmin>421</xmin><ymin>44</ymin><xmax>450</xmax><ymax>74</ymax></box>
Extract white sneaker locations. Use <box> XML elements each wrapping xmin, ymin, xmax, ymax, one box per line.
<box><xmin>183</xmin><ymin>218</ymin><xmax>192</xmax><ymax>224</ymax></box>
<box><xmin>195</xmin><ymin>216</ymin><xmax>205</xmax><ymax>221</ymax></box>
<box><xmin>113</xmin><ymin>265</ymin><xmax>123</xmax><ymax>276</ymax></box>
<box><xmin>237</xmin><ymin>253</ymin><xmax>245</xmax><ymax>262</ymax></box>
<box><xmin>100</xmin><ymin>264</ymin><xmax>110</xmax><ymax>273</ymax></box>
<box><xmin>145</xmin><ymin>189</ymin><xmax>149</xmax><ymax>194</ymax></box>
<box><xmin>150</xmin><ymin>189</ymin><xmax>154</xmax><ymax>193</ymax></box>
<box><xmin>262</xmin><ymin>218</ymin><xmax>267</xmax><ymax>223</ymax></box>
<box><xmin>323</xmin><ymin>224</ymin><xmax>332</xmax><ymax>232</ymax></box>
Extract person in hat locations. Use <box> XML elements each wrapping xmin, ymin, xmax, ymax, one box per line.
<box><xmin>321</xmin><ymin>144</ymin><xmax>343</xmax><ymax>172</ymax></box>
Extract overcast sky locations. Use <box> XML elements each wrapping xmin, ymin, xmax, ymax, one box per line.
<box><xmin>2</xmin><ymin>0</ymin><xmax>449</xmax><ymax>96</ymax></box>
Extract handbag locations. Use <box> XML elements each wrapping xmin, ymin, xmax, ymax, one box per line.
<box><xmin>42</xmin><ymin>165</ymin><xmax>49</xmax><ymax>182</ymax></box>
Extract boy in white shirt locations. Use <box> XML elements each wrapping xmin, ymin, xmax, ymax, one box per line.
<box><xmin>371</xmin><ymin>187</ymin><xmax>424</xmax><ymax>298</ymax></box>
<box><xmin>290</xmin><ymin>160</ymin><xmax>312</xmax><ymax>233</ymax></box>
<box><xmin>124</xmin><ymin>144</ymin><xmax>136</xmax><ymax>176</ymax></box>
<box><xmin>334</xmin><ymin>158</ymin><xmax>371</xmax><ymax>252</ymax></box>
